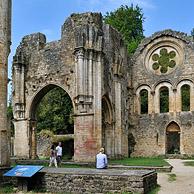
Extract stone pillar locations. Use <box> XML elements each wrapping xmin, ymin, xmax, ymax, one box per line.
<box><xmin>31</xmin><ymin>125</ymin><xmax>37</xmax><ymax>159</ymax></box>
<box><xmin>114</xmin><ymin>81</ymin><xmax>122</xmax><ymax>157</ymax></box>
<box><xmin>73</xmin><ymin>47</ymin><xmax>103</xmax><ymax>162</ymax></box>
<box><xmin>0</xmin><ymin>0</ymin><xmax>11</xmax><ymax>166</ymax></box>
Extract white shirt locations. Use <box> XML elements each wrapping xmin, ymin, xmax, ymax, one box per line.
<box><xmin>96</xmin><ymin>152</ymin><xmax>108</xmax><ymax>169</ymax></box>
<box><xmin>56</xmin><ymin>146</ymin><xmax>62</xmax><ymax>156</ymax></box>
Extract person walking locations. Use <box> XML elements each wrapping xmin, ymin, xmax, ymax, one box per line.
<box><xmin>56</xmin><ymin>142</ymin><xmax>62</xmax><ymax>166</ymax></box>
<box><xmin>96</xmin><ymin>147</ymin><xmax>108</xmax><ymax>169</ymax></box>
<box><xmin>49</xmin><ymin>144</ymin><xmax>58</xmax><ymax>168</ymax></box>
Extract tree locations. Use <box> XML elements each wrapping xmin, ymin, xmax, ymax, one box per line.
<box><xmin>104</xmin><ymin>4</ymin><xmax>144</xmax><ymax>54</ymax></box>
<box><xmin>36</xmin><ymin>87</ymin><xmax>74</xmax><ymax>134</ymax></box>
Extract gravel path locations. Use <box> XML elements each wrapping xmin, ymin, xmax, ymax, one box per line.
<box><xmin>158</xmin><ymin>159</ymin><xmax>194</xmax><ymax>194</ymax></box>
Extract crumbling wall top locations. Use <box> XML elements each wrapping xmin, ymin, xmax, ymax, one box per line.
<box><xmin>134</xmin><ymin>29</ymin><xmax>192</xmax><ymax>58</ymax></box>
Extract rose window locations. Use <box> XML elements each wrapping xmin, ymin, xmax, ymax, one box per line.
<box><xmin>151</xmin><ymin>48</ymin><xmax>176</xmax><ymax>74</ymax></box>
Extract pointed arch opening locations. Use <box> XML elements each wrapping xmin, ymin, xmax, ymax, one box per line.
<box><xmin>29</xmin><ymin>84</ymin><xmax>74</xmax><ymax>160</ymax></box>
<box><xmin>102</xmin><ymin>96</ymin><xmax>114</xmax><ymax>157</ymax></box>
<box><xmin>166</xmin><ymin>122</ymin><xmax>180</xmax><ymax>154</ymax></box>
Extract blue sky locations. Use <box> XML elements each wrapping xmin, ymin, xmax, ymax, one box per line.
<box><xmin>9</xmin><ymin>0</ymin><xmax>194</xmax><ymax>93</ymax></box>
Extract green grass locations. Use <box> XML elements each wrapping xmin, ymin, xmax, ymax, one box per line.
<box><xmin>110</xmin><ymin>157</ymin><xmax>170</xmax><ymax>167</ymax></box>
<box><xmin>168</xmin><ymin>173</ymin><xmax>176</xmax><ymax>182</ymax></box>
<box><xmin>183</xmin><ymin>161</ymin><xmax>194</xmax><ymax>166</ymax></box>
<box><xmin>148</xmin><ymin>184</ymin><xmax>161</xmax><ymax>194</ymax></box>
<box><xmin>0</xmin><ymin>184</ymin><xmax>16</xmax><ymax>193</ymax></box>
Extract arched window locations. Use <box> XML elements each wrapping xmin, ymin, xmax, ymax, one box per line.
<box><xmin>160</xmin><ymin>86</ymin><xmax>169</xmax><ymax>113</ymax></box>
<box><xmin>181</xmin><ymin>84</ymin><xmax>190</xmax><ymax>111</ymax></box>
<box><xmin>140</xmin><ymin>89</ymin><xmax>148</xmax><ymax>114</ymax></box>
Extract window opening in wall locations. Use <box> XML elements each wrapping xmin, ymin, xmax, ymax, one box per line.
<box><xmin>160</xmin><ymin>86</ymin><xmax>169</xmax><ymax>113</ymax></box>
<box><xmin>140</xmin><ymin>89</ymin><xmax>148</xmax><ymax>114</ymax></box>
<box><xmin>181</xmin><ymin>84</ymin><xmax>190</xmax><ymax>111</ymax></box>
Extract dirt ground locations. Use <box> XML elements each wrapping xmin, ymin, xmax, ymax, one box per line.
<box><xmin>158</xmin><ymin>159</ymin><xmax>194</xmax><ymax>194</ymax></box>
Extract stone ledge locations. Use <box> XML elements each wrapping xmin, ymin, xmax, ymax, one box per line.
<box><xmin>37</xmin><ymin>168</ymin><xmax>157</xmax><ymax>194</ymax></box>
<box><xmin>109</xmin><ymin>164</ymin><xmax>173</xmax><ymax>172</ymax></box>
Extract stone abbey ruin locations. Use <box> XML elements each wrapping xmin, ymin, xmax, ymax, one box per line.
<box><xmin>1</xmin><ymin>0</ymin><xmax>194</xmax><ymax>165</ymax></box>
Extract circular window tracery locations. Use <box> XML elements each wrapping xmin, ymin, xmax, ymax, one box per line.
<box><xmin>151</xmin><ymin>48</ymin><xmax>177</xmax><ymax>74</ymax></box>
<box><xmin>144</xmin><ymin>39</ymin><xmax>184</xmax><ymax>76</ymax></box>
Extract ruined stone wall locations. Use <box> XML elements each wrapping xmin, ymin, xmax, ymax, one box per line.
<box><xmin>0</xmin><ymin>0</ymin><xmax>11</xmax><ymax>166</ymax></box>
<box><xmin>101</xmin><ymin>24</ymin><xmax>130</xmax><ymax>157</ymax></box>
<box><xmin>131</xmin><ymin>30</ymin><xmax>194</xmax><ymax>156</ymax></box>
<box><xmin>12</xmin><ymin>12</ymin><xmax>129</xmax><ymax>161</ymax></box>
<box><xmin>37</xmin><ymin>169</ymin><xmax>157</xmax><ymax>194</ymax></box>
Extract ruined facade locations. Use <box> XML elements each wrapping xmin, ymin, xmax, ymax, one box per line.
<box><xmin>12</xmin><ymin>13</ymin><xmax>130</xmax><ymax>161</ymax></box>
<box><xmin>12</xmin><ymin>12</ymin><xmax>194</xmax><ymax>161</ymax></box>
<box><xmin>0</xmin><ymin>0</ymin><xmax>11</xmax><ymax>166</ymax></box>
<box><xmin>131</xmin><ymin>30</ymin><xmax>194</xmax><ymax>156</ymax></box>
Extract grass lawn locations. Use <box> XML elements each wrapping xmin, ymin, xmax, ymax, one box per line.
<box><xmin>148</xmin><ymin>184</ymin><xmax>161</xmax><ymax>194</ymax></box>
<box><xmin>183</xmin><ymin>161</ymin><xmax>194</xmax><ymax>166</ymax></box>
<box><xmin>110</xmin><ymin>157</ymin><xmax>170</xmax><ymax>167</ymax></box>
<box><xmin>168</xmin><ymin>173</ymin><xmax>176</xmax><ymax>182</ymax></box>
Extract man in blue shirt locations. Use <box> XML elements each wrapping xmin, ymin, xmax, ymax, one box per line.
<box><xmin>96</xmin><ymin>148</ymin><xmax>108</xmax><ymax>169</ymax></box>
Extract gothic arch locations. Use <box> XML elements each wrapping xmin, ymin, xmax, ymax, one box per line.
<box><xmin>28</xmin><ymin>83</ymin><xmax>74</xmax><ymax>120</ymax></box>
<box><xmin>26</xmin><ymin>84</ymin><xmax>75</xmax><ymax>159</ymax></box>
<box><xmin>102</xmin><ymin>95</ymin><xmax>114</xmax><ymax>157</ymax></box>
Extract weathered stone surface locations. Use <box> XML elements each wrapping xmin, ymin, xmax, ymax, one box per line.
<box><xmin>10</xmin><ymin>11</ymin><xmax>194</xmax><ymax>160</ymax></box>
<box><xmin>12</xmin><ymin>12</ymin><xmax>129</xmax><ymax>161</ymax></box>
<box><xmin>0</xmin><ymin>0</ymin><xmax>11</xmax><ymax>166</ymax></box>
<box><xmin>35</xmin><ymin>168</ymin><xmax>157</xmax><ymax>194</ymax></box>
<box><xmin>131</xmin><ymin>30</ymin><xmax>194</xmax><ymax>156</ymax></box>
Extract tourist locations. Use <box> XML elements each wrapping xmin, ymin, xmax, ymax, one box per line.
<box><xmin>56</xmin><ymin>142</ymin><xmax>62</xmax><ymax>166</ymax></box>
<box><xmin>96</xmin><ymin>147</ymin><xmax>108</xmax><ymax>169</ymax></box>
<box><xmin>49</xmin><ymin>144</ymin><xmax>58</xmax><ymax>168</ymax></box>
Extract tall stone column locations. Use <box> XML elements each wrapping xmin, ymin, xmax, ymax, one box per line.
<box><xmin>0</xmin><ymin>0</ymin><xmax>11</xmax><ymax>166</ymax></box>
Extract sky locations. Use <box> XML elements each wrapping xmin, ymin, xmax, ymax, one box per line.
<box><xmin>8</xmin><ymin>0</ymin><xmax>194</xmax><ymax>94</ymax></box>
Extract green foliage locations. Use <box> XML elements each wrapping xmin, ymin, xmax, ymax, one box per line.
<box><xmin>140</xmin><ymin>89</ymin><xmax>148</xmax><ymax>114</ymax></box>
<box><xmin>160</xmin><ymin>87</ymin><xmax>169</xmax><ymax>113</ymax></box>
<box><xmin>0</xmin><ymin>184</ymin><xmax>16</xmax><ymax>193</ymax></box>
<box><xmin>148</xmin><ymin>184</ymin><xmax>161</xmax><ymax>194</ymax></box>
<box><xmin>104</xmin><ymin>4</ymin><xmax>144</xmax><ymax>54</ymax></box>
<box><xmin>7</xmin><ymin>95</ymin><xmax>14</xmax><ymax>136</ymax></box>
<box><xmin>38</xmin><ymin>129</ymin><xmax>54</xmax><ymax>138</ymax></box>
<box><xmin>36</xmin><ymin>87</ymin><xmax>74</xmax><ymax>134</ymax></box>
<box><xmin>181</xmin><ymin>84</ymin><xmax>190</xmax><ymax>111</ymax></box>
